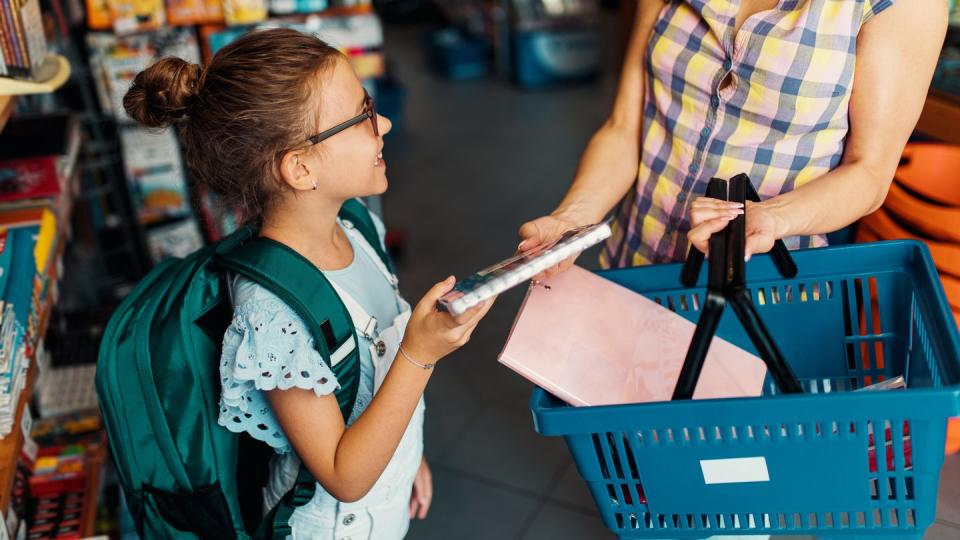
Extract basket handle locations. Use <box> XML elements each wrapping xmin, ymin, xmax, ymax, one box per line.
<box><xmin>673</xmin><ymin>175</ymin><xmax>804</xmax><ymax>400</ymax></box>
<box><xmin>680</xmin><ymin>174</ymin><xmax>797</xmax><ymax>287</ymax></box>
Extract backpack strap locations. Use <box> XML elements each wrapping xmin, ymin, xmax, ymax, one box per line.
<box><xmin>215</xmin><ymin>239</ymin><xmax>361</xmax><ymax>421</ymax></box>
<box><xmin>256</xmin><ymin>465</ymin><xmax>315</xmax><ymax>540</ymax></box>
<box><xmin>338</xmin><ymin>198</ymin><xmax>396</xmax><ymax>274</ymax></box>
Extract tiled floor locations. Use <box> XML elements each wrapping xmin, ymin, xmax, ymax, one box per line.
<box><xmin>379</xmin><ymin>20</ymin><xmax>960</xmax><ymax>540</ymax></box>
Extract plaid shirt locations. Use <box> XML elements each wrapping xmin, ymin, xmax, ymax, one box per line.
<box><xmin>601</xmin><ymin>0</ymin><xmax>894</xmax><ymax>268</ymax></box>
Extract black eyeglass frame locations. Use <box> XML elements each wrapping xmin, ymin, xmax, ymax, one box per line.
<box><xmin>305</xmin><ymin>91</ymin><xmax>378</xmax><ymax>146</ymax></box>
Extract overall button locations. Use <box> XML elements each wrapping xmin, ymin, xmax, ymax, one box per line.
<box><xmin>342</xmin><ymin>514</ymin><xmax>355</xmax><ymax>526</ymax></box>
<box><xmin>376</xmin><ymin>340</ymin><xmax>387</xmax><ymax>357</ymax></box>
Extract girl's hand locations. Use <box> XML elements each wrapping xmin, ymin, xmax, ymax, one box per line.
<box><xmin>409</xmin><ymin>456</ymin><xmax>433</xmax><ymax>520</ymax></box>
<box><xmin>401</xmin><ymin>277</ymin><xmax>495</xmax><ymax>366</ymax></box>
<box><xmin>688</xmin><ymin>198</ymin><xmax>781</xmax><ymax>261</ymax></box>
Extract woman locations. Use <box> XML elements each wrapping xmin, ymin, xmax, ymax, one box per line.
<box><xmin>518</xmin><ymin>0</ymin><xmax>946</xmax><ymax>269</ymax></box>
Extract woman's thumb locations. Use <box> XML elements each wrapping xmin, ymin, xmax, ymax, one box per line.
<box><xmin>518</xmin><ymin>219</ymin><xmax>548</xmax><ymax>251</ymax></box>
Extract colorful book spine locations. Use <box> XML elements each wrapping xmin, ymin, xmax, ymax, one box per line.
<box><xmin>18</xmin><ymin>0</ymin><xmax>46</xmax><ymax>78</ymax></box>
<box><xmin>8</xmin><ymin>0</ymin><xmax>31</xmax><ymax>77</ymax></box>
<box><xmin>84</xmin><ymin>0</ymin><xmax>111</xmax><ymax>29</ymax></box>
<box><xmin>221</xmin><ymin>0</ymin><xmax>266</xmax><ymax>25</ymax></box>
<box><xmin>1</xmin><ymin>0</ymin><xmax>26</xmax><ymax>77</ymax></box>
<box><xmin>0</xmin><ymin>12</ymin><xmax>7</xmax><ymax>76</ymax></box>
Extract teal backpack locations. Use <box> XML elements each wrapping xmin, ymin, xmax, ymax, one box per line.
<box><xmin>96</xmin><ymin>200</ymin><xmax>394</xmax><ymax>539</ymax></box>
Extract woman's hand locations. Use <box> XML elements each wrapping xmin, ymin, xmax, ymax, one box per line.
<box><xmin>688</xmin><ymin>198</ymin><xmax>784</xmax><ymax>261</ymax></box>
<box><xmin>409</xmin><ymin>456</ymin><xmax>433</xmax><ymax>519</ymax></box>
<box><xmin>401</xmin><ymin>277</ymin><xmax>495</xmax><ymax>366</ymax></box>
<box><xmin>517</xmin><ymin>212</ymin><xmax>589</xmax><ymax>280</ymax></box>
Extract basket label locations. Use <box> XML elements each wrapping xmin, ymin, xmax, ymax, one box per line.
<box><xmin>700</xmin><ymin>457</ymin><xmax>770</xmax><ymax>484</ymax></box>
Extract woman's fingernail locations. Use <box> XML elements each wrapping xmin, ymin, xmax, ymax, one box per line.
<box><xmin>518</xmin><ymin>240</ymin><xmax>528</xmax><ymax>250</ymax></box>
<box><xmin>745</xmin><ymin>254</ymin><xmax>751</xmax><ymax>262</ymax></box>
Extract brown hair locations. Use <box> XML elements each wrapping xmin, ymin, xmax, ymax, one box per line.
<box><xmin>123</xmin><ymin>28</ymin><xmax>341</xmax><ymax>221</ymax></box>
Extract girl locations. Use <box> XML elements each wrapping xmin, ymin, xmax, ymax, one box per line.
<box><xmin>124</xmin><ymin>28</ymin><xmax>493</xmax><ymax>539</ymax></box>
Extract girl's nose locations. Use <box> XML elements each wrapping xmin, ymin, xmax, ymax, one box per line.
<box><xmin>377</xmin><ymin>113</ymin><xmax>392</xmax><ymax>137</ymax></box>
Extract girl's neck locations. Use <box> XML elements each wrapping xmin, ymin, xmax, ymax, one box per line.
<box><xmin>259</xmin><ymin>198</ymin><xmax>354</xmax><ymax>271</ymax></box>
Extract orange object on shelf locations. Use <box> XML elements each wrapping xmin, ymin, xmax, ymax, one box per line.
<box><xmin>883</xmin><ymin>181</ymin><xmax>960</xmax><ymax>243</ymax></box>
<box><xmin>859</xmin><ymin>208</ymin><xmax>960</xmax><ymax>278</ymax></box>
<box><xmin>947</xmin><ymin>418</ymin><xmax>960</xmax><ymax>455</ymax></box>
<box><xmin>897</xmin><ymin>144</ymin><xmax>960</xmax><ymax>207</ymax></box>
<box><xmin>941</xmin><ymin>274</ymin><xmax>960</xmax><ymax>311</ymax></box>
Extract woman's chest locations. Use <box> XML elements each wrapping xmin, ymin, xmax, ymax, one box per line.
<box><xmin>647</xmin><ymin>0</ymin><xmax>862</xmax><ymax>124</ymax></box>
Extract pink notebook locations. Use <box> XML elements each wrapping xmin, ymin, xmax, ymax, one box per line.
<box><xmin>499</xmin><ymin>266</ymin><xmax>767</xmax><ymax>406</ymax></box>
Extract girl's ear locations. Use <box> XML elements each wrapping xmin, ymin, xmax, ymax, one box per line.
<box><xmin>279</xmin><ymin>148</ymin><xmax>315</xmax><ymax>191</ymax></box>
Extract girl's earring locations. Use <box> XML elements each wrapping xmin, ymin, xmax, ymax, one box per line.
<box><xmin>311</xmin><ymin>180</ymin><xmax>317</xmax><ymax>191</ymax></box>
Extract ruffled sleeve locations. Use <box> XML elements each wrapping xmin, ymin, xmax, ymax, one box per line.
<box><xmin>217</xmin><ymin>292</ymin><xmax>340</xmax><ymax>453</ymax></box>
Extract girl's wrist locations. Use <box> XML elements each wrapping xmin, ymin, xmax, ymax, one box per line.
<box><xmin>399</xmin><ymin>338</ymin><xmax>441</xmax><ymax>367</ymax></box>
<box><xmin>399</xmin><ymin>343</ymin><xmax>436</xmax><ymax>370</ymax></box>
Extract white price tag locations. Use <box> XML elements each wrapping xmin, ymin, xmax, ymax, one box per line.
<box><xmin>700</xmin><ymin>456</ymin><xmax>770</xmax><ymax>485</ymax></box>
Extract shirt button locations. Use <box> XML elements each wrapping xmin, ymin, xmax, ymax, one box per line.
<box><xmin>343</xmin><ymin>514</ymin><xmax>355</xmax><ymax>526</ymax></box>
<box><xmin>723</xmin><ymin>59</ymin><xmax>732</xmax><ymax>70</ymax></box>
<box><xmin>711</xmin><ymin>96</ymin><xmax>720</xmax><ymax>107</ymax></box>
<box><xmin>678</xmin><ymin>193</ymin><xmax>687</xmax><ymax>203</ymax></box>
<box><xmin>700</xmin><ymin>127</ymin><xmax>710</xmax><ymax>137</ymax></box>
<box><xmin>689</xmin><ymin>163</ymin><xmax>699</xmax><ymax>173</ymax></box>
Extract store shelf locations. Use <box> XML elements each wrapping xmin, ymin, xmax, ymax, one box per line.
<box><xmin>0</xmin><ymin>362</ymin><xmax>38</xmax><ymax>516</ymax></box>
<box><xmin>915</xmin><ymin>91</ymin><xmax>960</xmax><ymax>144</ymax></box>
<box><xmin>0</xmin><ymin>278</ymin><xmax>61</xmax><ymax>517</ymax></box>
<box><xmin>0</xmin><ymin>55</ymin><xmax>71</xmax><ymax>96</ymax></box>
<box><xmin>0</xmin><ymin>171</ymin><xmax>77</xmax><ymax>517</ymax></box>
<box><xmin>315</xmin><ymin>3</ymin><xmax>373</xmax><ymax>17</ymax></box>
<box><xmin>81</xmin><ymin>442</ymin><xmax>106</xmax><ymax>537</ymax></box>
<box><xmin>0</xmin><ymin>96</ymin><xmax>14</xmax><ymax>133</ymax></box>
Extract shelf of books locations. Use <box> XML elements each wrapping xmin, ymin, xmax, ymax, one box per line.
<box><xmin>0</xmin><ymin>362</ymin><xmax>37</xmax><ymax>519</ymax></box>
<box><xmin>0</xmin><ymin>114</ymin><xmax>81</xmax><ymax>528</ymax></box>
<box><xmin>0</xmin><ymin>55</ymin><xmax>71</xmax><ymax>96</ymax></box>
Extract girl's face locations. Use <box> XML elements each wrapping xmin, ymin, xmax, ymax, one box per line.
<box><xmin>300</xmin><ymin>56</ymin><xmax>392</xmax><ymax>201</ymax></box>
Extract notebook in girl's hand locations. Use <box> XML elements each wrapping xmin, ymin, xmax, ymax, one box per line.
<box><xmin>499</xmin><ymin>265</ymin><xmax>767</xmax><ymax>407</ymax></box>
<box><xmin>437</xmin><ymin>221</ymin><xmax>611</xmax><ymax>316</ymax></box>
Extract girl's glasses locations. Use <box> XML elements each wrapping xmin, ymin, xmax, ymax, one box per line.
<box><xmin>305</xmin><ymin>90</ymin><xmax>378</xmax><ymax>145</ymax></box>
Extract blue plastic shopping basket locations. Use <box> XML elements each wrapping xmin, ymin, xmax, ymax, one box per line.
<box><xmin>530</xmin><ymin>240</ymin><xmax>960</xmax><ymax>539</ymax></box>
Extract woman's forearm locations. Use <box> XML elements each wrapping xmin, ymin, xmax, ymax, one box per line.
<box><xmin>554</xmin><ymin>0</ymin><xmax>662</xmax><ymax>225</ymax></box>
<box><xmin>554</xmin><ymin>122</ymin><xmax>641</xmax><ymax>224</ymax></box>
<box><xmin>762</xmin><ymin>0</ymin><xmax>946</xmax><ymax>243</ymax></box>
<box><xmin>760</xmin><ymin>160</ymin><xmax>891</xmax><ymax>241</ymax></box>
